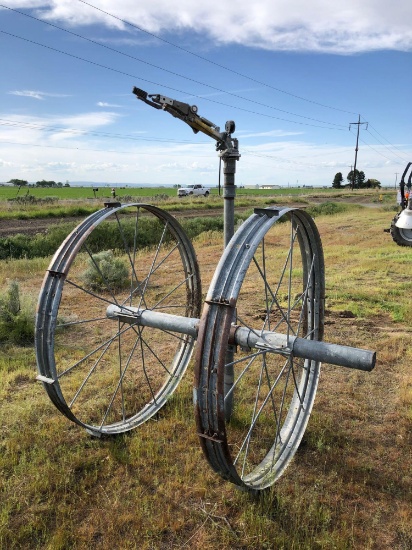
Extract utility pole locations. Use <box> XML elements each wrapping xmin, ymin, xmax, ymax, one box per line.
<box><xmin>349</xmin><ymin>115</ymin><xmax>368</xmax><ymax>190</ymax></box>
<box><xmin>394</xmin><ymin>173</ymin><xmax>399</xmax><ymax>190</ymax></box>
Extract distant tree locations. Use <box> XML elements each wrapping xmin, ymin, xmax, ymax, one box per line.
<box><xmin>365</xmin><ymin>178</ymin><xmax>381</xmax><ymax>189</ymax></box>
<box><xmin>8</xmin><ymin>178</ymin><xmax>28</xmax><ymax>186</ymax></box>
<box><xmin>36</xmin><ymin>180</ymin><xmax>57</xmax><ymax>187</ymax></box>
<box><xmin>332</xmin><ymin>172</ymin><xmax>343</xmax><ymax>189</ymax></box>
<box><xmin>64</xmin><ymin>182</ymin><xmax>70</xmax><ymax>187</ymax></box>
<box><xmin>347</xmin><ymin>169</ymin><xmax>366</xmax><ymax>189</ymax></box>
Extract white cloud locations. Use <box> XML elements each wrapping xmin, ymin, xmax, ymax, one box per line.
<box><xmin>44</xmin><ymin>161</ymin><xmax>76</xmax><ymax>170</ymax></box>
<box><xmin>4</xmin><ymin>0</ymin><xmax>412</xmax><ymax>53</ymax></box>
<box><xmin>97</xmin><ymin>101</ymin><xmax>122</xmax><ymax>108</ymax></box>
<box><xmin>9</xmin><ymin>90</ymin><xmax>70</xmax><ymax>100</ymax></box>
<box><xmin>0</xmin><ymin>112</ymin><xmax>121</xmax><ymax>148</ymax></box>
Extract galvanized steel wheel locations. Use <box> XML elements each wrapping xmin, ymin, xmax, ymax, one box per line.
<box><xmin>194</xmin><ymin>208</ymin><xmax>325</xmax><ymax>491</ymax></box>
<box><xmin>36</xmin><ymin>203</ymin><xmax>201</xmax><ymax>436</ymax></box>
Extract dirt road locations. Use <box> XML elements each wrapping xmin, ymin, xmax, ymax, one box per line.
<box><xmin>0</xmin><ymin>194</ymin><xmax>387</xmax><ymax>238</ymax></box>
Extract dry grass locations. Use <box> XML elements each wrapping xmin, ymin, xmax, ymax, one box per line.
<box><xmin>1</xmin><ymin>206</ymin><xmax>412</xmax><ymax>549</ymax></box>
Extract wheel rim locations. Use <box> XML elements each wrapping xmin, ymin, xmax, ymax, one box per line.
<box><xmin>399</xmin><ymin>227</ymin><xmax>412</xmax><ymax>242</ymax></box>
<box><xmin>36</xmin><ymin>204</ymin><xmax>201</xmax><ymax>435</ymax></box>
<box><xmin>195</xmin><ymin>208</ymin><xmax>325</xmax><ymax>491</ymax></box>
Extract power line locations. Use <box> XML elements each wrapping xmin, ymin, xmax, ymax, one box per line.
<box><xmin>0</xmin><ymin>138</ymin><xmax>347</xmax><ymax>172</ymax></box>
<box><xmin>0</xmin><ymin>3</ymin><xmax>347</xmax><ymax>129</ymax></box>
<box><xmin>350</xmin><ymin>126</ymin><xmax>408</xmax><ymax>166</ymax></box>
<box><xmin>0</xmin><ymin>139</ymin><xmax>215</xmax><ymax>156</ymax></box>
<box><xmin>0</xmin><ymin>29</ymin><xmax>348</xmax><ymax>131</ymax></box>
<box><xmin>77</xmin><ymin>0</ymin><xmax>357</xmax><ymax>116</ymax></box>
<box><xmin>2</xmin><ymin>4</ymin><xmax>406</xmax><ymax>166</ymax></box>
<box><xmin>0</xmin><ymin>118</ymin><xmax>209</xmax><ymax>144</ymax></box>
<box><xmin>74</xmin><ymin>1</ymin><xmax>410</xmax><ymax>164</ymax></box>
<box><xmin>364</xmin><ymin>127</ymin><xmax>409</xmax><ymax>164</ymax></box>
<box><xmin>357</xmin><ymin>135</ymin><xmax>401</xmax><ymax>164</ymax></box>
<box><xmin>362</xmin><ymin>117</ymin><xmax>409</xmax><ymax>156</ymax></box>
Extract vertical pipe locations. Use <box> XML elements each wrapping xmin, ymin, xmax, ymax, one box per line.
<box><xmin>221</xmin><ymin>149</ymin><xmax>239</xmax><ymax>420</ymax></box>
<box><xmin>222</xmin><ymin>155</ymin><xmax>237</xmax><ymax>248</ymax></box>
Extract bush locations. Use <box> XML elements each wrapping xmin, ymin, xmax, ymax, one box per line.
<box><xmin>0</xmin><ymin>281</ymin><xmax>34</xmax><ymax>345</ymax></box>
<box><xmin>81</xmin><ymin>250</ymin><xmax>129</xmax><ymax>292</ymax></box>
<box><xmin>306</xmin><ymin>202</ymin><xmax>351</xmax><ymax>217</ymax></box>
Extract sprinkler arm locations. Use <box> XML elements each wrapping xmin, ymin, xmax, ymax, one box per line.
<box><xmin>132</xmin><ymin>86</ymin><xmax>236</xmax><ymax>151</ymax></box>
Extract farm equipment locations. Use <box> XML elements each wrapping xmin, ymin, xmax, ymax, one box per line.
<box><xmin>35</xmin><ymin>88</ymin><xmax>376</xmax><ymax>492</ymax></box>
<box><xmin>389</xmin><ymin>162</ymin><xmax>412</xmax><ymax>246</ymax></box>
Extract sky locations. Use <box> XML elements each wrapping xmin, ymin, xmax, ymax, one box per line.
<box><xmin>0</xmin><ymin>0</ymin><xmax>411</xmax><ymax>188</ymax></box>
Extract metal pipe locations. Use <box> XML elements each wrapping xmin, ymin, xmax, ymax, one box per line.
<box><xmin>222</xmin><ymin>155</ymin><xmax>237</xmax><ymax>248</ymax></box>
<box><xmin>232</xmin><ymin>326</ymin><xmax>375</xmax><ymax>372</ymax></box>
<box><xmin>106</xmin><ymin>305</ymin><xmax>375</xmax><ymax>372</ymax></box>
<box><xmin>106</xmin><ymin>304</ymin><xmax>199</xmax><ymax>337</ymax></box>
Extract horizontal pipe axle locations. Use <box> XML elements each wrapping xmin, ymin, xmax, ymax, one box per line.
<box><xmin>106</xmin><ymin>305</ymin><xmax>375</xmax><ymax>372</ymax></box>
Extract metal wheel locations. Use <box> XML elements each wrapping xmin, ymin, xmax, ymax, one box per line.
<box><xmin>390</xmin><ymin>213</ymin><xmax>412</xmax><ymax>246</ymax></box>
<box><xmin>36</xmin><ymin>203</ymin><xmax>201</xmax><ymax>436</ymax></box>
<box><xmin>194</xmin><ymin>208</ymin><xmax>325</xmax><ymax>491</ymax></box>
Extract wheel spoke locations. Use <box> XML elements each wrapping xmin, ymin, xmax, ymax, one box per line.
<box><xmin>137</xmin><ymin>221</ymin><xmax>169</xmax><ymax>310</ymax></box>
<box><xmin>69</xmin><ymin>338</ymin><xmax>116</xmax><ymax>408</ymax></box>
<box><xmin>122</xmin><ymin>243</ymin><xmax>180</xmax><ymax>308</ymax></box>
<box><xmin>83</xmin><ymin>242</ymin><xmax>121</xmax><ymax>306</ymax></box>
<box><xmin>99</xmin><ymin>326</ymin><xmax>142</xmax><ymax>428</ymax></box>
<box><xmin>136</xmin><ymin>325</ymin><xmax>158</xmax><ymax>406</ymax></box>
<box><xmin>56</xmin><ymin>315</ymin><xmax>108</xmax><ymax>328</ymax></box>
<box><xmin>131</xmin><ymin>325</ymin><xmax>175</xmax><ymax>378</ymax></box>
<box><xmin>223</xmin><ymin>351</ymin><xmax>266</xmax><ymax>402</ymax></box>
<box><xmin>114</xmin><ymin>211</ymin><xmax>147</xmax><ymax>308</ymax></box>
<box><xmin>57</xmin><ymin>322</ymin><xmax>136</xmax><ymax>379</ymax></box>
<box><xmin>151</xmin><ymin>273</ymin><xmax>194</xmax><ymax>310</ymax></box>
<box><xmin>234</xmin><ymin>357</ymin><xmax>290</xmax><ymax>468</ymax></box>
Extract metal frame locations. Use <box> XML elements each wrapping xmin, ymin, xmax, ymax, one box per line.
<box><xmin>34</xmin><ymin>89</ymin><xmax>377</xmax><ymax>491</ymax></box>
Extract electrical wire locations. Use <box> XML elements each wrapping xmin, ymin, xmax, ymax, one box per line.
<box><xmin>0</xmin><ymin>28</ymin><xmax>348</xmax><ymax>131</ymax></box>
<box><xmin>357</xmin><ymin>136</ymin><xmax>400</xmax><ymax>164</ymax></box>
<box><xmin>365</xmin><ymin>127</ymin><xmax>409</xmax><ymax>164</ymax></box>
<box><xmin>77</xmin><ymin>0</ymin><xmax>357</xmax><ymax>115</ymax></box>
<box><xmin>0</xmin><ymin>4</ymin><xmax>347</xmax><ymax>129</ymax></box>
<box><xmin>0</xmin><ymin>139</ymin><xmax>215</xmax><ymax>156</ymax></box>
<box><xmin>0</xmin><ymin>118</ymin><xmax>209</xmax><ymax>144</ymax></box>
<box><xmin>1</xmin><ymin>4</ymin><xmax>407</xmax><ymax>169</ymax></box>
<box><xmin>349</xmin><ymin>126</ymin><xmax>408</xmax><ymax>166</ymax></box>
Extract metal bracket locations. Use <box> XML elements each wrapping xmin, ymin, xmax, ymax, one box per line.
<box><xmin>36</xmin><ymin>374</ymin><xmax>56</xmax><ymax>385</ymax></box>
<box><xmin>197</xmin><ymin>432</ymin><xmax>223</xmax><ymax>443</ymax></box>
<box><xmin>255</xmin><ymin>340</ymin><xmax>292</xmax><ymax>357</ymax></box>
<box><xmin>254</xmin><ymin>208</ymin><xmax>280</xmax><ymax>218</ymax></box>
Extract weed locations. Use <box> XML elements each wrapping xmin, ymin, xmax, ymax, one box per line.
<box><xmin>0</xmin><ymin>281</ymin><xmax>34</xmax><ymax>345</ymax></box>
<box><xmin>81</xmin><ymin>250</ymin><xmax>129</xmax><ymax>292</ymax></box>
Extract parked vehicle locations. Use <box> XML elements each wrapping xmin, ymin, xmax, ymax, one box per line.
<box><xmin>389</xmin><ymin>162</ymin><xmax>412</xmax><ymax>246</ymax></box>
<box><xmin>178</xmin><ymin>184</ymin><xmax>210</xmax><ymax>197</ymax></box>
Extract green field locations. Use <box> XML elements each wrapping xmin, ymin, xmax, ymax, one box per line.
<box><xmin>0</xmin><ymin>184</ymin><xmax>360</xmax><ymax>201</ymax></box>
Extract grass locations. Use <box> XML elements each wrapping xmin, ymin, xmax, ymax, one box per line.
<box><xmin>0</xmin><ymin>186</ymin><xmax>396</xmax><ymax>220</ymax></box>
<box><xmin>0</xmin><ymin>201</ymin><xmax>362</xmax><ymax>261</ymax></box>
<box><xmin>0</xmin><ymin>205</ymin><xmax>411</xmax><ymax>549</ymax></box>
<box><xmin>0</xmin><ymin>184</ymin><xmax>377</xmax><ymax>201</ymax></box>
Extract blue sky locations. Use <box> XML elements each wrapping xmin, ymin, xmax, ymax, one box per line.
<box><xmin>0</xmin><ymin>0</ymin><xmax>411</xmax><ymax>187</ymax></box>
